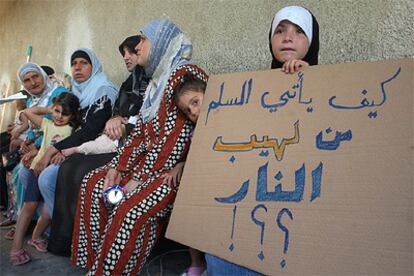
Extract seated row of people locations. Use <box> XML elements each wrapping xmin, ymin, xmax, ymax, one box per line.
<box><xmin>2</xmin><ymin>5</ymin><xmax>319</xmax><ymax>275</ymax></box>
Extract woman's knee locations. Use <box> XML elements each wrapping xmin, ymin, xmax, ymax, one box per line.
<box><xmin>38</xmin><ymin>165</ymin><xmax>60</xmax><ymax>192</ymax></box>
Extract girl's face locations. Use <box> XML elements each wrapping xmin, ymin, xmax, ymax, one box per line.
<box><xmin>22</xmin><ymin>71</ymin><xmax>46</xmax><ymax>95</ymax></box>
<box><xmin>123</xmin><ymin>47</ymin><xmax>139</xmax><ymax>72</ymax></box>
<box><xmin>71</xmin><ymin>57</ymin><xmax>92</xmax><ymax>83</ymax></box>
<box><xmin>271</xmin><ymin>20</ymin><xmax>310</xmax><ymax>63</ymax></box>
<box><xmin>177</xmin><ymin>89</ymin><xmax>204</xmax><ymax>123</ymax></box>
<box><xmin>135</xmin><ymin>34</ymin><xmax>152</xmax><ymax>67</ymax></box>
<box><xmin>51</xmin><ymin>104</ymin><xmax>72</xmax><ymax>126</ymax></box>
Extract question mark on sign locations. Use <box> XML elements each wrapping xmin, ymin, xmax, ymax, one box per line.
<box><xmin>276</xmin><ymin>208</ymin><xmax>294</xmax><ymax>268</ymax></box>
<box><xmin>251</xmin><ymin>204</ymin><xmax>268</xmax><ymax>261</ymax></box>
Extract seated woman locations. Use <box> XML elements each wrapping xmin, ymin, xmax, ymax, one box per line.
<box><xmin>47</xmin><ymin>35</ymin><xmax>149</xmax><ymax>256</ymax></box>
<box><xmin>35</xmin><ymin>48</ymin><xmax>118</xmax><ymax>237</ymax></box>
<box><xmin>1</xmin><ymin>63</ymin><xmax>67</xmax><ymax>233</ymax></box>
<box><xmin>71</xmin><ymin>19</ymin><xmax>208</xmax><ymax>275</ymax></box>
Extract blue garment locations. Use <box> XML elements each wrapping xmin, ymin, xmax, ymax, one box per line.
<box><xmin>205</xmin><ymin>254</ymin><xmax>263</xmax><ymax>276</ymax></box>
<box><xmin>14</xmin><ymin>165</ymin><xmax>40</xmax><ymax>219</ymax></box>
<box><xmin>140</xmin><ymin>19</ymin><xmax>192</xmax><ymax>122</ymax></box>
<box><xmin>38</xmin><ymin>164</ymin><xmax>60</xmax><ymax>217</ymax></box>
<box><xmin>70</xmin><ymin>48</ymin><xmax>118</xmax><ymax>109</ymax></box>
<box><xmin>22</xmin><ymin>168</ymin><xmax>43</xmax><ymax>202</ymax></box>
<box><xmin>10</xmin><ymin>163</ymin><xmax>24</xmax><ymax>219</ymax></box>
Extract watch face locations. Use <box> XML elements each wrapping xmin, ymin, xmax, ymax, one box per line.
<box><xmin>106</xmin><ymin>185</ymin><xmax>124</xmax><ymax>205</ymax></box>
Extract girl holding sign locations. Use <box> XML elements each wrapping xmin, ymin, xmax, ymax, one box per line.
<box><xmin>205</xmin><ymin>5</ymin><xmax>320</xmax><ymax>275</ymax></box>
<box><xmin>269</xmin><ymin>5</ymin><xmax>319</xmax><ymax>73</ymax></box>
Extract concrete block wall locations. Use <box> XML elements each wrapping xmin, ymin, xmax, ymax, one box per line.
<box><xmin>1</xmin><ymin>0</ymin><xmax>413</xmax><ymax>130</ymax></box>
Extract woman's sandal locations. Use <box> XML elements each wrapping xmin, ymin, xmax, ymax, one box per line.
<box><xmin>4</xmin><ymin>226</ymin><xmax>15</xmax><ymax>240</ymax></box>
<box><xmin>10</xmin><ymin>249</ymin><xmax>31</xmax><ymax>266</ymax></box>
<box><xmin>27</xmin><ymin>238</ymin><xmax>48</xmax><ymax>253</ymax></box>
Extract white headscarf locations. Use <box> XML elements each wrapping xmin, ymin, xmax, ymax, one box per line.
<box><xmin>139</xmin><ymin>19</ymin><xmax>192</xmax><ymax>123</ymax></box>
<box><xmin>271</xmin><ymin>5</ymin><xmax>313</xmax><ymax>46</ymax></box>
<box><xmin>17</xmin><ymin>62</ymin><xmax>57</xmax><ymax>107</ymax></box>
<box><xmin>70</xmin><ymin>48</ymin><xmax>118</xmax><ymax>109</ymax></box>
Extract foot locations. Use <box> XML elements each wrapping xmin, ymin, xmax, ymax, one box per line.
<box><xmin>4</xmin><ymin>226</ymin><xmax>15</xmax><ymax>240</ymax></box>
<box><xmin>10</xmin><ymin>249</ymin><xmax>31</xmax><ymax>266</ymax></box>
<box><xmin>27</xmin><ymin>238</ymin><xmax>48</xmax><ymax>253</ymax></box>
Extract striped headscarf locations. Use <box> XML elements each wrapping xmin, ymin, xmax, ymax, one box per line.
<box><xmin>139</xmin><ymin>19</ymin><xmax>192</xmax><ymax>123</ymax></box>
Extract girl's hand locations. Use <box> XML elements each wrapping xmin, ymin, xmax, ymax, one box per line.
<box><xmin>47</xmin><ymin>105</ymin><xmax>54</xmax><ymax>113</ymax></box>
<box><xmin>161</xmin><ymin>161</ymin><xmax>185</xmax><ymax>189</ymax></box>
<box><xmin>50</xmin><ymin>152</ymin><xmax>65</xmax><ymax>164</ymax></box>
<box><xmin>282</xmin><ymin>59</ymin><xmax>309</xmax><ymax>74</ymax></box>
<box><xmin>104</xmin><ymin>116</ymin><xmax>128</xmax><ymax>140</ymax></box>
<box><xmin>34</xmin><ymin>154</ymin><xmax>52</xmax><ymax>175</ymax></box>
<box><xmin>20</xmin><ymin>140</ymin><xmax>36</xmax><ymax>154</ymax></box>
<box><xmin>22</xmin><ymin>149</ymin><xmax>38</xmax><ymax>168</ymax></box>
<box><xmin>103</xmin><ymin>168</ymin><xmax>121</xmax><ymax>193</ymax></box>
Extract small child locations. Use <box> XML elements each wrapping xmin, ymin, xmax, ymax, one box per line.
<box><xmin>9</xmin><ymin>93</ymin><xmax>80</xmax><ymax>266</ymax></box>
<box><xmin>161</xmin><ymin>72</ymin><xmax>208</xmax><ymax>276</ymax></box>
<box><xmin>9</xmin><ymin>97</ymin><xmax>29</xmax><ymax>152</ymax></box>
<box><xmin>269</xmin><ymin>5</ymin><xmax>319</xmax><ymax>73</ymax></box>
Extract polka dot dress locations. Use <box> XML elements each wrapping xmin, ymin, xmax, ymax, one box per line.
<box><xmin>71</xmin><ymin>65</ymin><xmax>208</xmax><ymax>275</ymax></box>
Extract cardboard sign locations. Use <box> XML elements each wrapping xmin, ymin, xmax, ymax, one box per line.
<box><xmin>166</xmin><ymin>58</ymin><xmax>413</xmax><ymax>275</ymax></box>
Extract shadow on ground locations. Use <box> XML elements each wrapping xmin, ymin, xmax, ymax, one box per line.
<box><xmin>1</xmin><ymin>217</ymin><xmax>190</xmax><ymax>276</ymax></box>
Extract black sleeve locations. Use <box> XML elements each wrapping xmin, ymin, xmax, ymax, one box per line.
<box><xmin>112</xmin><ymin>74</ymin><xmax>133</xmax><ymax>117</ymax></box>
<box><xmin>54</xmin><ymin>96</ymin><xmax>113</xmax><ymax>150</ymax></box>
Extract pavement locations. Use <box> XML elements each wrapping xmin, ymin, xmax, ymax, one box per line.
<box><xmin>0</xmin><ymin>216</ymin><xmax>191</xmax><ymax>276</ymax></box>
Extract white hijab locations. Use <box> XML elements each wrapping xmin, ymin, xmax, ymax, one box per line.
<box><xmin>271</xmin><ymin>5</ymin><xmax>313</xmax><ymax>46</ymax></box>
<box><xmin>17</xmin><ymin>62</ymin><xmax>57</xmax><ymax>107</ymax></box>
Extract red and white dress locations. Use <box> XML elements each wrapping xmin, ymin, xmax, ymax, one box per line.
<box><xmin>71</xmin><ymin>65</ymin><xmax>208</xmax><ymax>275</ymax></box>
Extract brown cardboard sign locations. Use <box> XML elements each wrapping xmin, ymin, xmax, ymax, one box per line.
<box><xmin>166</xmin><ymin>58</ymin><xmax>413</xmax><ymax>275</ymax></box>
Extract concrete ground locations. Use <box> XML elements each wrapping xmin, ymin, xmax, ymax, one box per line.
<box><xmin>0</xmin><ymin>216</ymin><xmax>191</xmax><ymax>276</ymax></box>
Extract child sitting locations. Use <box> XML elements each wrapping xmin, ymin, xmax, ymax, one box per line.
<box><xmin>161</xmin><ymin>72</ymin><xmax>208</xmax><ymax>276</ymax></box>
<box><xmin>9</xmin><ymin>93</ymin><xmax>80</xmax><ymax>266</ymax></box>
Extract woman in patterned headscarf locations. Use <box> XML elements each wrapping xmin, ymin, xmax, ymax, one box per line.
<box><xmin>71</xmin><ymin>19</ymin><xmax>208</xmax><ymax>275</ymax></box>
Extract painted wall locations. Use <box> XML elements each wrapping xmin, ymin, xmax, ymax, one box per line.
<box><xmin>1</xmin><ymin>0</ymin><xmax>413</xmax><ymax>130</ymax></box>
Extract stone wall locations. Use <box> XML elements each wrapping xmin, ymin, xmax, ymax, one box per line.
<box><xmin>1</xmin><ymin>0</ymin><xmax>413</xmax><ymax>129</ymax></box>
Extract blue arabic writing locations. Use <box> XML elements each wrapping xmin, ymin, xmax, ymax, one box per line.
<box><xmin>205</xmin><ymin>78</ymin><xmax>252</xmax><ymax>125</ymax></box>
